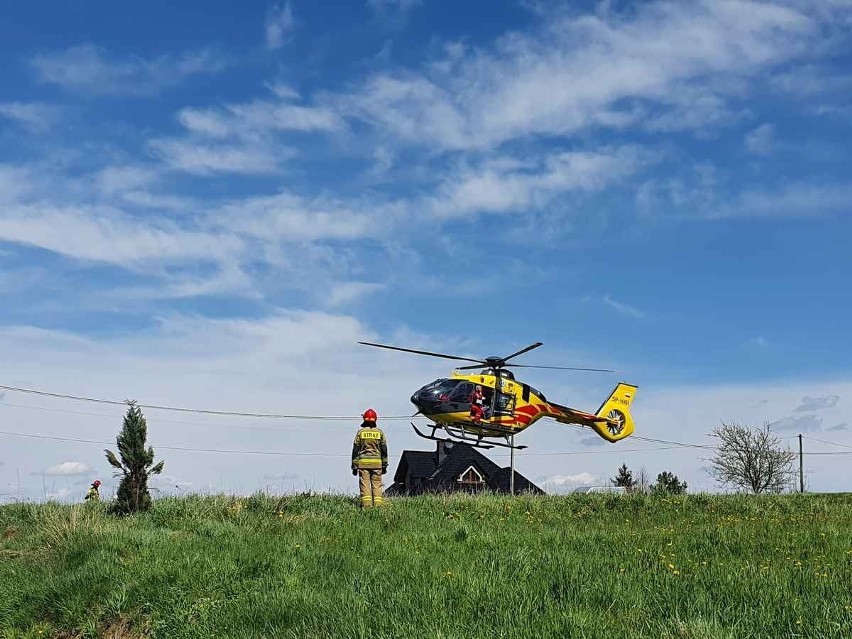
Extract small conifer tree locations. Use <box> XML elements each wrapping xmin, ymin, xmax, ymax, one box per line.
<box><xmin>651</xmin><ymin>471</ymin><xmax>688</xmax><ymax>495</ymax></box>
<box><xmin>105</xmin><ymin>401</ymin><xmax>164</xmax><ymax>514</ymax></box>
<box><xmin>611</xmin><ymin>463</ymin><xmax>637</xmax><ymax>491</ymax></box>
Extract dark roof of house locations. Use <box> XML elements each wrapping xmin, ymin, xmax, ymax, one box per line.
<box><xmin>492</xmin><ymin>467</ymin><xmax>545</xmax><ymax>494</ymax></box>
<box><xmin>393</xmin><ymin>450</ymin><xmax>438</xmax><ymax>483</ymax></box>
<box><xmin>427</xmin><ymin>443</ymin><xmax>501</xmax><ymax>485</ymax></box>
<box><xmin>389</xmin><ymin>441</ymin><xmax>544</xmax><ymax>494</ymax></box>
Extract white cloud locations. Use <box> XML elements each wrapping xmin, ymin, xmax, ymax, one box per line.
<box><xmin>211</xmin><ymin>192</ymin><xmax>387</xmax><ymax>242</ymax></box>
<box><xmin>266</xmin><ymin>3</ymin><xmax>296</xmax><ymax>49</ymax></box>
<box><xmin>95</xmin><ymin>166</ymin><xmax>159</xmax><ymax>196</ymax></box>
<box><xmin>43</xmin><ymin>461</ymin><xmax>93</xmax><ymax>476</ymax></box>
<box><xmin>538</xmin><ymin>472</ymin><xmax>601</xmax><ymax>492</ymax></box>
<box><xmin>150</xmin><ymin>138</ymin><xmax>286</xmax><ymax>175</ymax></box>
<box><xmin>0</xmin><ymin>204</ymin><xmax>243</xmax><ymax>266</ymax></box>
<box><xmin>432</xmin><ymin>147</ymin><xmax>650</xmax><ymax>217</ymax></box>
<box><xmin>326</xmin><ymin>282</ymin><xmax>385</xmax><ymax>308</ymax></box>
<box><xmin>342</xmin><ymin>0</ymin><xmax>817</xmax><ymax>150</ymax></box>
<box><xmin>795</xmin><ymin>395</ymin><xmax>840</xmax><ymax>412</ymax></box>
<box><xmin>31</xmin><ymin>44</ymin><xmax>228</xmax><ymax>96</ymax></box>
<box><xmin>0</xmin><ymin>165</ymin><xmax>37</xmax><ymax>204</ymax></box>
<box><xmin>640</xmin><ymin>175</ymin><xmax>852</xmax><ymax>220</ymax></box>
<box><xmin>178</xmin><ymin>100</ymin><xmax>343</xmax><ymax>139</ymax></box>
<box><xmin>157</xmin><ymin>91</ymin><xmax>342</xmax><ymax>177</ymax></box>
<box><xmin>367</xmin><ymin>0</ymin><xmax>423</xmax><ymax>25</ymax></box>
<box><xmin>745</xmin><ymin>123</ymin><xmax>776</xmax><ymax>154</ymax></box>
<box><xmin>602</xmin><ymin>295</ymin><xmax>645</xmax><ymax>319</ymax></box>
<box><xmin>729</xmin><ymin>183</ymin><xmax>852</xmax><ymax>218</ymax></box>
<box><xmin>770</xmin><ymin>414</ymin><xmax>824</xmax><ymax>432</ymax></box>
<box><xmin>0</xmin><ymin>102</ymin><xmax>56</xmax><ymax>131</ymax></box>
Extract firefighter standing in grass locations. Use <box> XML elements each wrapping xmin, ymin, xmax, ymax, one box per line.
<box><xmin>351</xmin><ymin>408</ymin><xmax>388</xmax><ymax>508</ymax></box>
<box><xmin>85</xmin><ymin>480</ymin><xmax>101</xmax><ymax>502</ymax></box>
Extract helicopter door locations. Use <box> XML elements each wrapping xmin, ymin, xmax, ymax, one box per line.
<box><xmin>493</xmin><ymin>390</ymin><xmax>516</xmax><ymax>417</ymax></box>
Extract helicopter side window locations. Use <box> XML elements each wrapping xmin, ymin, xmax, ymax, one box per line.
<box><xmin>449</xmin><ymin>382</ymin><xmax>473</xmax><ymax>404</ymax></box>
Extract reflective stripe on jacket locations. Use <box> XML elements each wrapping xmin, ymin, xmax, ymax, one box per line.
<box><xmin>352</xmin><ymin>426</ymin><xmax>388</xmax><ymax>469</ymax></box>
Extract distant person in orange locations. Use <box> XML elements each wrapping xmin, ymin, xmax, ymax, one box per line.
<box><xmin>469</xmin><ymin>385</ymin><xmax>485</xmax><ymax>423</ymax></box>
<box><xmin>351</xmin><ymin>409</ymin><xmax>388</xmax><ymax>508</ymax></box>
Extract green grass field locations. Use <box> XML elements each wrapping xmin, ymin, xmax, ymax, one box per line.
<box><xmin>1</xmin><ymin>493</ymin><xmax>851</xmax><ymax>638</ymax></box>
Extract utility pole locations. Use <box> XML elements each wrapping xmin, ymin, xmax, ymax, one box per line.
<box><xmin>798</xmin><ymin>433</ymin><xmax>804</xmax><ymax>493</ymax></box>
<box><xmin>510</xmin><ymin>435</ymin><xmax>515</xmax><ymax>496</ymax></box>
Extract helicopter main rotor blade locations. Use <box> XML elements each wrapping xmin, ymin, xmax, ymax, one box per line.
<box><xmin>506</xmin><ymin>364</ymin><xmax>616</xmax><ymax>373</ymax></box>
<box><xmin>501</xmin><ymin>342</ymin><xmax>544</xmax><ymax>363</ymax></box>
<box><xmin>357</xmin><ymin>342</ymin><xmax>484</xmax><ymax>364</ymax></box>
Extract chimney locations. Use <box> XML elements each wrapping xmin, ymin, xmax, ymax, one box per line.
<box><xmin>436</xmin><ymin>440</ymin><xmax>454</xmax><ymax>465</ymax></box>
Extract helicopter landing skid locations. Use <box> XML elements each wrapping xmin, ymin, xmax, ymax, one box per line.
<box><xmin>411</xmin><ymin>422</ymin><xmax>528</xmax><ymax>450</ymax></box>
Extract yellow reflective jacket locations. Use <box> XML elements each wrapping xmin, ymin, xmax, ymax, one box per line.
<box><xmin>352</xmin><ymin>425</ymin><xmax>388</xmax><ymax>470</ymax></box>
<box><xmin>85</xmin><ymin>487</ymin><xmax>100</xmax><ymax>501</ymax></box>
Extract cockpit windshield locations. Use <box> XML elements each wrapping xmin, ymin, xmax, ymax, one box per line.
<box><xmin>415</xmin><ymin>379</ymin><xmax>461</xmax><ymax>401</ymax></box>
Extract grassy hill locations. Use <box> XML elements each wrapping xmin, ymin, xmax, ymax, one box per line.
<box><xmin>1</xmin><ymin>493</ymin><xmax>851</xmax><ymax>638</ymax></box>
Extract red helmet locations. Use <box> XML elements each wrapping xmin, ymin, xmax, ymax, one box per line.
<box><xmin>362</xmin><ymin>408</ymin><xmax>378</xmax><ymax>422</ymax></box>
<box><xmin>93</xmin><ymin>480</ymin><xmax>101</xmax><ymax>487</ymax></box>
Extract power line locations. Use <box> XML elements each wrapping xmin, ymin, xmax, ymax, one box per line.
<box><xmin>0</xmin><ymin>428</ymin><xmax>707</xmax><ymax>458</ymax></box>
<box><xmin>633</xmin><ymin>435</ymin><xmax>713</xmax><ymax>449</ymax></box>
<box><xmin>802</xmin><ymin>435</ymin><xmax>852</xmax><ymax>450</ymax></box>
<box><xmin>632</xmin><ymin>434</ymin><xmax>852</xmax><ymax>455</ymax></box>
<box><xmin>0</xmin><ymin>401</ymin><xmax>363</xmax><ymax>432</ymax></box>
<box><xmin>0</xmin><ymin>429</ymin><xmax>350</xmax><ymax>457</ymax></box>
<box><xmin>0</xmin><ymin>384</ymin><xmax>417</xmax><ymax>421</ymax></box>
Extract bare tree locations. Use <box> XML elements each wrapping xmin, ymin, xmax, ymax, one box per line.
<box><xmin>707</xmin><ymin>422</ymin><xmax>795</xmax><ymax>494</ymax></box>
<box><xmin>636</xmin><ymin>466</ymin><xmax>651</xmax><ymax>494</ymax></box>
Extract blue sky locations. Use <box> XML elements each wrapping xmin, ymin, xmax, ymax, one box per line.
<box><xmin>1</xmin><ymin>0</ymin><xmax>851</xmax><ymax>499</ymax></box>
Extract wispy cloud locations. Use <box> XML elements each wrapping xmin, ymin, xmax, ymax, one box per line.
<box><xmin>0</xmin><ymin>204</ymin><xmax>243</xmax><ymax>267</ymax></box>
<box><xmin>265</xmin><ymin>3</ymin><xmax>296</xmax><ymax>50</ymax></box>
<box><xmin>0</xmin><ymin>101</ymin><xmax>56</xmax><ymax>131</ymax></box>
<box><xmin>795</xmin><ymin>395</ymin><xmax>840</xmax><ymax>412</ymax></box>
<box><xmin>178</xmin><ymin>97</ymin><xmax>344</xmax><ymax>138</ymax></box>
<box><xmin>342</xmin><ymin>0</ymin><xmax>817</xmax><ymax>150</ymax></box>
<box><xmin>367</xmin><ymin>0</ymin><xmax>423</xmax><ymax>25</ymax></box>
<box><xmin>745</xmin><ymin>123</ymin><xmax>776</xmax><ymax>155</ymax></box>
<box><xmin>770</xmin><ymin>414</ymin><xmax>823</xmax><ymax>432</ymax></box>
<box><xmin>602</xmin><ymin>295</ymin><xmax>645</xmax><ymax>319</ymax></box>
<box><xmin>431</xmin><ymin>147</ymin><xmax>651</xmax><ymax>218</ymax></box>
<box><xmin>728</xmin><ymin>183</ymin><xmax>852</xmax><ymax>218</ymax></box>
<box><xmin>640</xmin><ymin>175</ymin><xmax>852</xmax><ymax>220</ymax></box>
<box><xmin>149</xmin><ymin>139</ymin><xmax>286</xmax><ymax>175</ymax></box>
<box><xmin>31</xmin><ymin>44</ymin><xmax>229</xmax><ymax>96</ymax></box>
<box><xmin>326</xmin><ymin>282</ymin><xmax>385</xmax><ymax>308</ymax></box>
<box><xmin>154</xmin><ymin>88</ymin><xmax>343</xmax><ymax>176</ymax></box>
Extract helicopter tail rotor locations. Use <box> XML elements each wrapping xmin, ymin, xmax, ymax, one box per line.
<box><xmin>591</xmin><ymin>383</ymin><xmax>638</xmax><ymax>442</ymax></box>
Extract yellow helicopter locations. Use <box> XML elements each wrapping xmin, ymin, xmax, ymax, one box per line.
<box><xmin>359</xmin><ymin>341</ymin><xmax>638</xmax><ymax>450</ymax></box>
